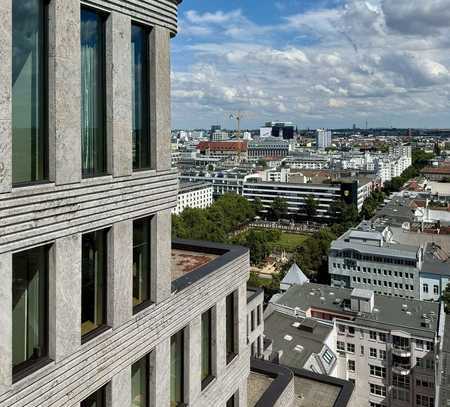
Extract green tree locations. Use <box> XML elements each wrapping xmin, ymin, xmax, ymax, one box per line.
<box><xmin>257</xmin><ymin>159</ymin><xmax>268</xmax><ymax>169</ymax></box>
<box><xmin>252</xmin><ymin>197</ymin><xmax>264</xmax><ymax>213</ymax></box>
<box><xmin>305</xmin><ymin>195</ymin><xmax>319</xmax><ymax>218</ymax></box>
<box><xmin>270</xmin><ymin>197</ymin><xmax>288</xmax><ymax>220</ymax></box>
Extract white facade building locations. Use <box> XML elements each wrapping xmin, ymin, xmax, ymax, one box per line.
<box><xmin>316</xmin><ymin>129</ymin><xmax>332</xmax><ymax>149</ymax></box>
<box><xmin>173</xmin><ymin>182</ymin><xmax>214</xmax><ymax>215</ymax></box>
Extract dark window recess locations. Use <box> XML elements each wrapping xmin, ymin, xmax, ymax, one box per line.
<box><xmin>12</xmin><ymin>0</ymin><xmax>48</xmax><ymax>185</ymax></box>
<box><xmin>81</xmin><ymin>7</ymin><xmax>107</xmax><ymax>178</ymax></box>
<box><xmin>81</xmin><ymin>229</ymin><xmax>108</xmax><ymax>339</ymax></box>
<box><xmin>201</xmin><ymin>308</ymin><xmax>213</xmax><ymax>388</ymax></box>
<box><xmin>226</xmin><ymin>292</ymin><xmax>237</xmax><ymax>364</ymax></box>
<box><xmin>171</xmin><ymin>329</ymin><xmax>185</xmax><ymax>407</ymax></box>
<box><xmin>132</xmin><ymin>354</ymin><xmax>150</xmax><ymax>407</ymax></box>
<box><xmin>81</xmin><ymin>386</ymin><xmax>106</xmax><ymax>407</ymax></box>
<box><xmin>131</xmin><ymin>24</ymin><xmax>151</xmax><ymax>170</ymax></box>
<box><xmin>133</xmin><ymin>217</ymin><xmax>152</xmax><ymax>310</ymax></box>
<box><xmin>12</xmin><ymin>245</ymin><xmax>49</xmax><ymax>377</ymax></box>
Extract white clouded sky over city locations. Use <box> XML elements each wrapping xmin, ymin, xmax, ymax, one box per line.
<box><xmin>171</xmin><ymin>0</ymin><xmax>450</xmax><ymax>129</ymax></box>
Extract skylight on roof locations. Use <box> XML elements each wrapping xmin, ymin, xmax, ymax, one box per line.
<box><xmin>284</xmin><ymin>334</ymin><xmax>293</xmax><ymax>341</ymax></box>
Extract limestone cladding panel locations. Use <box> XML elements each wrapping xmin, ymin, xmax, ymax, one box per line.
<box><xmin>0</xmin><ymin>253</ymin><xmax>249</xmax><ymax>407</ymax></box>
<box><xmin>48</xmin><ymin>0</ymin><xmax>82</xmax><ymax>185</ymax></box>
<box><xmin>0</xmin><ymin>170</ymin><xmax>178</xmax><ymax>254</ymax></box>
<box><xmin>0</xmin><ymin>252</ymin><xmax>12</xmax><ymax>388</ymax></box>
<box><xmin>0</xmin><ymin>0</ymin><xmax>11</xmax><ymax>193</ymax></box>
<box><xmin>80</xmin><ymin>0</ymin><xmax>179</xmax><ymax>34</ymax></box>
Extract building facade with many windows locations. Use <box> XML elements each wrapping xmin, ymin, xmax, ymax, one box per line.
<box><xmin>0</xmin><ymin>1</ymin><xmax>252</xmax><ymax>406</ymax></box>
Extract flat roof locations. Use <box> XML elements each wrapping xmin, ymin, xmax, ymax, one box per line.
<box><xmin>178</xmin><ymin>181</ymin><xmax>212</xmax><ymax>193</ymax></box>
<box><xmin>331</xmin><ymin>238</ymin><xmax>419</xmax><ymax>259</ymax></box>
<box><xmin>264</xmin><ymin>311</ymin><xmax>332</xmax><ymax>368</ymax></box>
<box><xmin>248</xmin><ymin>372</ymin><xmax>273</xmax><ymax>407</ymax></box>
<box><xmin>294</xmin><ymin>376</ymin><xmax>341</xmax><ymax>407</ymax></box>
<box><xmin>171</xmin><ymin>249</ymin><xmax>218</xmax><ymax>281</ymax></box>
<box><xmin>275</xmin><ymin>283</ymin><xmax>439</xmax><ymax>338</ymax></box>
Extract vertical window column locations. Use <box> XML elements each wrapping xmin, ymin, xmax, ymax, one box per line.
<box><xmin>12</xmin><ymin>246</ymin><xmax>49</xmax><ymax>379</ymax></box>
<box><xmin>226</xmin><ymin>291</ymin><xmax>238</xmax><ymax>364</ymax></box>
<box><xmin>201</xmin><ymin>309</ymin><xmax>214</xmax><ymax>389</ymax></box>
<box><xmin>81</xmin><ymin>229</ymin><xmax>108</xmax><ymax>341</ymax></box>
<box><xmin>81</xmin><ymin>7</ymin><xmax>107</xmax><ymax>178</ymax></box>
<box><xmin>171</xmin><ymin>329</ymin><xmax>185</xmax><ymax>407</ymax></box>
<box><xmin>132</xmin><ymin>355</ymin><xmax>150</xmax><ymax>407</ymax></box>
<box><xmin>131</xmin><ymin>24</ymin><xmax>150</xmax><ymax>170</ymax></box>
<box><xmin>133</xmin><ymin>217</ymin><xmax>152</xmax><ymax>312</ymax></box>
<box><xmin>12</xmin><ymin>0</ymin><xmax>48</xmax><ymax>185</ymax></box>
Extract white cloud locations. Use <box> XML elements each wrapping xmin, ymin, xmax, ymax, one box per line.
<box><xmin>172</xmin><ymin>1</ymin><xmax>450</xmax><ymax>128</ymax></box>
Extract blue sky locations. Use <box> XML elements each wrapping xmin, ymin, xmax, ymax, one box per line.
<box><xmin>172</xmin><ymin>0</ymin><xmax>450</xmax><ymax>129</ymax></box>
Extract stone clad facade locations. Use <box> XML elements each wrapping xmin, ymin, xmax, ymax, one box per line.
<box><xmin>0</xmin><ymin>1</ymin><xmax>251</xmax><ymax>406</ymax></box>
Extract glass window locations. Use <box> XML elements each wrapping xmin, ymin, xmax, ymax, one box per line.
<box><xmin>131</xmin><ymin>24</ymin><xmax>150</xmax><ymax>170</ymax></box>
<box><xmin>226</xmin><ymin>292</ymin><xmax>237</xmax><ymax>364</ymax></box>
<box><xmin>226</xmin><ymin>394</ymin><xmax>236</xmax><ymax>407</ymax></box>
<box><xmin>12</xmin><ymin>0</ymin><xmax>48</xmax><ymax>184</ymax></box>
<box><xmin>81</xmin><ymin>386</ymin><xmax>106</xmax><ymax>407</ymax></box>
<box><xmin>132</xmin><ymin>354</ymin><xmax>150</xmax><ymax>407</ymax></box>
<box><xmin>12</xmin><ymin>246</ymin><xmax>49</xmax><ymax>375</ymax></box>
<box><xmin>171</xmin><ymin>329</ymin><xmax>185</xmax><ymax>407</ymax></box>
<box><xmin>81</xmin><ymin>8</ymin><xmax>107</xmax><ymax>178</ymax></box>
<box><xmin>81</xmin><ymin>229</ymin><xmax>108</xmax><ymax>339</ymax></box>
<box><xmin>201</xmin><ymin>308</ymin><xmax>213</xmax><ymax>389</ymax></box>
<box><xmin>133</xmin><ymin>217</ymin><xmax>151</xmax><ymax>309</ymax></box>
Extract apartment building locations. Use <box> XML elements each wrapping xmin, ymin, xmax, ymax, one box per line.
<box><xmin>247</xmin><ymin>138</ymin><xmax>290</xmax><ymax>159</ymax></box>
<box><xmin>0</xmin><ymin>1</ymin><xmax>253</xmax><ymax>406</ymax></box>
<box><xmin>267</xmin><ymin>283</ymin><xmax>444</xmax><ymax>407</ymax></box>
<box><xmin>172</xmin><ymin>182</ymin><xmax>213</xmax><ymax>215</ymax></box>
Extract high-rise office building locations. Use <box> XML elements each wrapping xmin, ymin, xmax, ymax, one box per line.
<box><xmin>0</xmin><ymin>1</ymin><xmax>252</xmax><ymax>406</ymax></box>
<box><xmin>316</xmin><ymin>129</ymin><xmax>332</xmax><ymax>149</ymax></box>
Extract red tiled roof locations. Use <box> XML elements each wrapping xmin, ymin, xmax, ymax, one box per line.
<box><xmin>197</xmin><ymin>141</ymin><xmax>248</xmax><ymax>152</ymax></box>
<box><xmin>422</xmin><ymin>166</ymin><xmax>450</xmax><ymax>175</ymax></box>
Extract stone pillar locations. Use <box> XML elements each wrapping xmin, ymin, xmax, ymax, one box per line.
<box><xmin>108</xmin><ymin>220</ymin><xmax>133</xmax><ymax>328</ymax></box>
<box><xmin>216</xmin><ymin>297</ymin><xmax>227</xmax><ymax>377</ymax></box>
<box><xmin>48</xmin><ymin>0</ymin><xmax>81</xmax><ymax>185</ymax></box>
<box><xmin>238</xmin><ymin>284</ymin><xmax>247</xmax><ymax>354</ymax></box>
<box><xmin>151</xmin><ymin>209</ymin><xmax>171</xmax><ymax>303</ymax></box>
<box><xmin>107</xmin><ymin>365</ymin><xmax>131</xmax><ymax>407</ymax></box>
<box><xmin>238</xmin><ymin>377</ymin><xmax>248</xmax><ymax>407</ymax></box>
<box><xmin>150</xmin><ymin>338</ymin><xmax>171</xmax><ymax>407</ymax></box>
<box><xmin>106</xmin><ymin>12</ymin><xmax>132</xmax><ymax>178</ymax></box>
<box><xmin>150</xmin><ymin>27</ymin><xmax>171</xmax><ymax>171</ymax></box>
<box><xmin>0</xmin><ymin>0</ymin><xmax>11</xmax><ymax>193</ymax></box>
<box><xmin>49</xmin><ymin>235</ymin><xmax>81</xmax><ymax>361</ymax></box>
<box><xmin>186</xmin><ymin>316</ymin><xmax>202</xmax><ymax>403</ymax></box>
<box><xmin>0</xmin><ymin>253</ymin><xmax>12</xmax><ymax>388</ymax></box>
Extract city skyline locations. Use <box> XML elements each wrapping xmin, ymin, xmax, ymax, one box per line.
<box><xmin>172</xmin><ymin>0</ymin><xmax>450</xmax><ymax>129</ymax></box>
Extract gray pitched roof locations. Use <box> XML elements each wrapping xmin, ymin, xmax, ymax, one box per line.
<box><xmin>281</xmin><ymin>263</ymin><xmax>309</xmax><ymax>286</ymax></box>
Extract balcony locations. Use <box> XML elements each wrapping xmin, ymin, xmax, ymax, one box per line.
<box><xmin>392</xmin><ymin>345</ymin><xmax>411</xmax><ymax>358</ymax></box>
<box><xmin>171</xmin><ymin>239</ymin><xmax>248</xmax><ymax>292</ymax></box>
<box><xmin>392</xmin><ymin>346</ymin><xmax>411</xmax><ymax>358</ymax></box>
<box><xmin>392</xmin><ymin>363</ymin><xmax>411</xmax><ymax>376</ymax></box>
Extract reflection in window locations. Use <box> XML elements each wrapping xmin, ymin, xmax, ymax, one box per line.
<box><xmin>171</xmin><ymin>329</ymin><xmax>185</xmax><ymax>407</ymax></box>
<box><xmin>81</xmin><ymin>386</ymin><xmax>106</xmax><ymax>407</ymax></box>
<box><xmin>81</xmin><ymin>229</ymin><xmax>108</xmax><ymax>338</ymax></box>
<box><xmin>133</xmin><ymin>217</ymin><xmax>151</xmax><ymax>308</ymax></box>
<box><xmin>132</xmin><ymin>354</ymin><xmax>150</xmax><ymax>407</ymax></box>
<box><xmin>81</xmin><ymin>8</ymin><xmax>106</xmax><ymax>178</ymax></box>
<box><xmin>12</xmin><ymin>0</ymin><xmax>47</xmax><ymax>184</ymax></box>
<box><xmin>201</xmin><ymin>308</ymin><xmax>213</xmax><ymax>388</ymax></box>
<box><xmin>131</xmin><ymin>24</ymin><xmax>150</xmax><ymax>170</ymax></box>
<box><xmin>12</xmin><ymin>246</ymin><xmax>49</xmax><ymax>375</ymax></box>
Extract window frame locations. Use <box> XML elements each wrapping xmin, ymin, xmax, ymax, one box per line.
<box><xmin>12</xmin><ymin>245</ymin><xmax>51</xmax><ymax>381</ymax></box>
<box><xmin>201</xmin><ymin>308</ymin><xmax>214</xmax><ymax>390</ymax></box>
<box><xmin>81</xmin><ymin>228</ymin><xmax>109</xmax><ymax>343</ymax></box>
<box><xmin>131</xmin><ymin>22</ymin><xmax>151</xmax><ymax>171</ymax></box>
<box><xmin>80</xmin><ymin>5</ymin><xmax>108</xmax><ymax>179</ymax></box>
<box><xmin>12</xmin><ymin>0</ymin><xmax>50</xmax><ymax>187</ymax></box>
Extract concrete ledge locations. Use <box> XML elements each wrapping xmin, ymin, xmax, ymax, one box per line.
<box><xmin>250</xmin><ymin>358</ymin><xmax>294</xmax><ymax>407</ymax></box>
<box><xmin>171</xmin><ymin>239</ymin><xmax>249</xmax><ymax>293</ymax></box>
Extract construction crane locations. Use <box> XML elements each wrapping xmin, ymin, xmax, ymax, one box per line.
<box><xmin>229</xmin><ymin>110</ymin><xmax>244</xmax><ymax>139</ymax></box>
